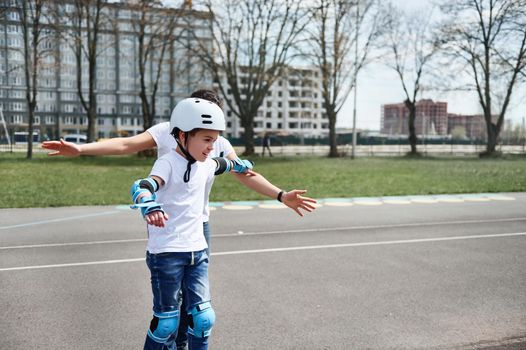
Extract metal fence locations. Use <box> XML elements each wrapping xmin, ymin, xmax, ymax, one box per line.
<box><xmin>241</xmin><ymin>144</ymin><xmax>526</xmax><ymax>157</ymax></box>
<box><xmin>1</xmin><ymin>143</ymin><xmax>525</xmax><ymax>157</ymax></box>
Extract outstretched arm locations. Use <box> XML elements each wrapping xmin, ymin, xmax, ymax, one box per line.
<box><xmin>42</xmin><ymin>132</ymin><xmax>157</xmax><ymax>157</ymax></box>
<box><xmin>226</xmin><ymin>152</ymin><xmax>317</xmax><ymax>216</ymax></box>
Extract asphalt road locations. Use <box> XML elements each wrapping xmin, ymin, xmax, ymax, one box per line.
<box><xmin>1</xmin><ymin>193</ymin><xmax>525</xmax><ymax>350</ymax></box>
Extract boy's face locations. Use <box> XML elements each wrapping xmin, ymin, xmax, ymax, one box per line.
<box><xmin>180</xmin><ymin>129</ymin><xmax>219</xmax><ymax>162</ymax></box>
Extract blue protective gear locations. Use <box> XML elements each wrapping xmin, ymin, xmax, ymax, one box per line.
<box><xmin>147</xmin><ymin>311</ymin><xmax>180</xmax><ymax>344</ymax></box>
<box><xmin>231</xmin><ymin>157</ymin><xmax>254</xmax><ymax>173</ymax></box>
<box><xmin>131</xmin><ymin>177</ymin><xmax>159</xmax><ymax>195</ymax></box>
<box><xmin>213</xmin><ymin>157</ymin><xmax>254</xmax><ymax>175</ymax></box>
<box><xmin>130</xmin><ymin>178</ymin><xmax>164</xmax><ymax>219</ymax></box>
<box><xmin>188</xmin><ymin>301</ymin><xmax>215</xmax><ymax>338</ymax></box>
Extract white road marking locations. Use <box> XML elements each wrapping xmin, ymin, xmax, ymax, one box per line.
<box><xmin>0</xmin><ymin>231</ymin><xmax>524</xmax><ymax>272</ymax></box>
<box><xmin>212</xmin><ymin>217</ymin><xmax>526</xmax><ymax>238</ymax></box>
<box><xmin>0</xmin><ymin>238</ymin><xmax>147</xmax><ymax>250</ymax></box>
<box><xmin>1</xmin><ymin>217</ymin><xmax>525</xmax><ymax>250</ymax></box>
<box><xmin>212</xmin><ymin>232</ymin><xmax>526</xmax><ymax>256</ymax></box>
<box><xmin>0</xmin><ymin>211</ymin><xmax>121</xmax><ymax>231</ymax></box>
<box><xmin>324</xmin><ymin>202</ymin><xmax>354</xmax><ymax>207</ymax></box>
<box><xmin>222</xmin><ymin>205</ymin><xmax>253</xmax><ymax>210</ymax></box>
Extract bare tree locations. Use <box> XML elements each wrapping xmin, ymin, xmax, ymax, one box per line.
<box><xmin>56</xmin><ymin>0</ymin><xmax>107</xmax><ymax>143</ymax></box>
<box><xmin>308</xmin><ymin>0</ymin><xmax>381</xmax><ymax>157</ymax></box>
<box><xmin>439</xmin><ymin>0</ymin><xmax>526</xmax><ymax>156</ymax></box>
<box><xmin>16</xmin><ymin>0</ymin><xmax>51</xmax><ymax>159</ymax></box>
<box><xmin>189</xmin><ymin>0</ymin><xmax>308</xmax><ymax>155</ymax></box>
<box><xmin>131</xmin><ymin>0</ymin><xmax>180</xmax><ymax>156</ymax></box>
<box><xmin>382</xmin><ymin>3</ymin><xmax>440</xmax><ymax>156</ymax></box>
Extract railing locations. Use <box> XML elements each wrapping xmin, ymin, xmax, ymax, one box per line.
<box><xmin>238</xmin><ymin>144</ymin><xmax>526</xmax><ymax>157</ymax></box>
<box><xmin>1</xmin><ymin>143</ymin><xmax>524</xmax><ymax>156</ymax></box>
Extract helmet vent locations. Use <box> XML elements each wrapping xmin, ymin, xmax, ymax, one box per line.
<box><xmin>201</xmin><ymin>114</ymin><xmax>212</xmax><ymax>118</ymax></box>
<box><xmin>202</xmin><ymin>120</ymin><xmax>213</xmax><ymax>124</ymax></box>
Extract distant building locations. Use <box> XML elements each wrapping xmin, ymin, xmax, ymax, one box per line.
<box><xmin>381</xmin><ymin>99</ymin><xmax>491</xmax><ymax>141</ymax></box>
<box><xmin>447</xmin><ymin>113</ymin><xmax>487</xmax><ymax>140</ymax></box>
<box><xmin>221</xmin><ymin>66</ymin><xmax>328</xmax><ymax>139</ymax></box>
<box><xmin>381</xmin><ymin>99</ymin><xmax>448</xmax><ymax>136</ymax></box>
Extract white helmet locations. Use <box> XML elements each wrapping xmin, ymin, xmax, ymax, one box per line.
<box><xmin>169</xmin><ymin>98</ymin><xmax>225</xmax><ymax>133</ymax></box>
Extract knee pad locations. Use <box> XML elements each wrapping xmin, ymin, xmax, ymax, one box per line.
<box><xmin>188</xmin><ymin>301</ymin><xmax>215</xmax><ymax>338</ymax></box>
<box><xmin>147</xmin><ymin>311</ymin><xmax>179</xmax><ymax>344</ymax></box>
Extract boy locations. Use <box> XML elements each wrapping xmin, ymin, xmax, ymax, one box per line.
<box><xmin>44</xmin><ymin>90</ymin><xmax>317</xmax><ymax>349</ymax></box>
<box><xmin>132</xmin><ymin>98</ymin><xmax>255</xmax><ymax>350</ymax></box>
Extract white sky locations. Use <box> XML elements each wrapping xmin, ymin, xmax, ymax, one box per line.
<box><xmin>337</xmin><ymin>0</ymin><xmax>525</xmax><ymax>130</ymax></box>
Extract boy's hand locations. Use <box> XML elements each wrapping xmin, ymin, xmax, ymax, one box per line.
<box><xmin>281</xmin><ymin>190</ymin><xmax>317</xmax><ymax>217</ymax></box>
<box><xmin>145</xmin><ymin>210</ymin><xmax>169</xmax><ymax>227</ymax></box>
<box><xmin>41</xmin><ymin>139</ymin><xmax>81</xmax><ymax>157</ymax></box>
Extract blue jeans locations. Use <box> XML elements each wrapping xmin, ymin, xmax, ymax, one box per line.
<box><xmin>175</xmin><ymin>222</ymin><xmax>210</xmax><ymax>349</ymax></box>
<box><xmin>144</xmin><ymin>248</ymin><xmax>212</xmax><ymax>350</ymax></box>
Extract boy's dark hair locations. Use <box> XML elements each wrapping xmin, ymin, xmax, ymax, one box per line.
<box><xmin>190</xmin><ymin>89</ymin><xmax>223</xmax><ymax>110</ymax></box>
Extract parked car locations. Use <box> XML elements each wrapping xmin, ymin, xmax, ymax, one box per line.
<box><xmin>63</xmin><ymin>134</ymin><xmax>87</xmax><ymax>144</ymax></box>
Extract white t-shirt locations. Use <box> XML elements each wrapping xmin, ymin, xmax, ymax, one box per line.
<box><xmin>147</xmin><ymin>150</ymin><xmax>216</xmax><ymax>253</ymax></box>
<box><xmin>147</xmin><ymin>122</ymin><xmax>234</xmax><ymax>221</ymax></box>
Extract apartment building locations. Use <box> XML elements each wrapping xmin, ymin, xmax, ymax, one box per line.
<box><xmin>381</xmin><ymin>99</ymin><xmax>491</xmax><ymax>140</ymax></box>
<box><xmin>219</xmin><ymin>66</ymin><xmax>329</xmax><ymax>139</ymax></box>
<box><xmin>381</xmin><ymin>99</ymin><xmax>448</xmax><ymax>136</ymax></box>
<box><xmin>447</xmin><ymin>113</ymin><xmax>487</xmax><ymax>140</ymax></box>
<box><xmin>0</xmin><ymin>1</ymin><xmax>212</xmax><ymax>142</ymax></box>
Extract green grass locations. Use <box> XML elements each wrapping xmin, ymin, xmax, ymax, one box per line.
<box><xmin>1</xmin><ymin>153</ymin><xmax>525</xmax><ymax>208</ymax></box>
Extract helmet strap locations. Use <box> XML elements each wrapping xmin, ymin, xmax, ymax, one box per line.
<box><xmin>175</xmin><ymin>131</ymin><xmax>196</xmax><ymax>183</ymax></box>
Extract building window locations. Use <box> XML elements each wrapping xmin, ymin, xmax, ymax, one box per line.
<box><xmin>9</xmin><ymin>11</ymin><xmax>20</xmax><ymax>20</ymax></box>
<box><xmin>12</xmin><ymin>115</ymin><xmax>23</xmax><ymax>124</ymax></box>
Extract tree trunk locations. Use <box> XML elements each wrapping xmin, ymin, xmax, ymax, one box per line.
<box><xmin>481</xmin><ymin>121</ymin><xmax>499</xmax><ymax>157</ymax></box>
<box><xmin>26</xmin><ymin>109</ymin><xmax>34</xmax><ymax>160</ymax></box>
<box><xmin>405</xmin><ymin>100</ymin><xmax>418</xmax><ymax>155</ymax></box>
<box><xmin>140</xmin><ymin>91</ymin><xmax>152</xmax><ymax>131</ymax></box>
<box><xmin>87</xmin><ymin>103</ymin><xmax>97</xmax><ymax>143</ymax></box>
<box><xmin>241</xmin><ymin>115</ymin><xmax>255</xmax><ymax>156</ymax></box>
<box><xmin>328</xmin><ymin>110</ymin><xmax>338</xmax><ymax>157</ymax></box>
<box><xmin>138</xmin><ymin>149</ymin><xmax>157</xmax><ymax>158</ymax></box>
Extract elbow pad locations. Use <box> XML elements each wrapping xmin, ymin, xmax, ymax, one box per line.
<box><xmin>130</xmin><ymin>178</ymin><xmax>159</xmax><ymax>201</ymax></box>
<box><xmin>213</xmin><ymin>157</ymin><xmax>254</xmax><ymax>175</ymax></box>
<box><xmin>130</xmin><ymin>178</ymin><xmax>164</xmax><ymax>218</ymax></box>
